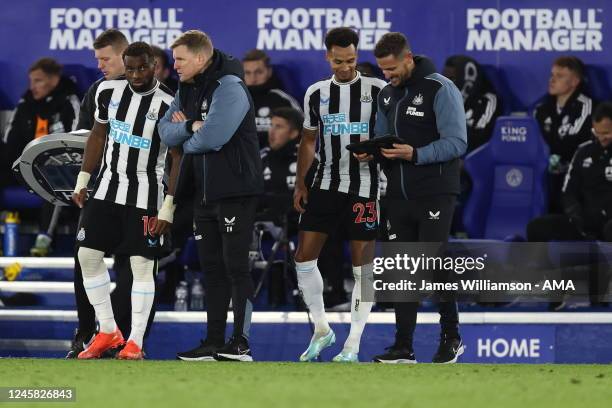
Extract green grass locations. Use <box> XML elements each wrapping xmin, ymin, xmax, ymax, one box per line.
<box><xmin>1</xmin><ymin>359</ymin><xmax>612</xmax><ymax>408</ymax></box>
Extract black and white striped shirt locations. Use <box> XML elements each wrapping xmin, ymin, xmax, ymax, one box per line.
<box><xmin>93</xmin><ymin>78</ymin><xmax>174</xmax><ymax>210</ymax></box>
<box><xmin>303</xmin><ymin>72</ymin><xmax>386</xmax><ymax>199</ymax></box>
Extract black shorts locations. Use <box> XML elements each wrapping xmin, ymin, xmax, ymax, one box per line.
<box><xmin>76</xmin><ymin>199</ymin><xmax>162</xmax><ymax>259</ymax></box>
<box><xmin>298</xmin><ymin>189</ymin><xmax>378</xmax><ymax>241</ymax></box>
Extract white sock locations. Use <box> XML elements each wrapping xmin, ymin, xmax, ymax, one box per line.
<box><xmin>82</xmin><ymin>272</ymin><xmax>116</xmax><ymax>334</ymax></box>
<box><xmin>79</xmin><ymin>247</ymin><xmax>116</xmax><ymax>334</ymax></box>
<box><xmin>343</xmin><ymin>265</ymin><xmax>374</xmax><ymax>353</ymax></box>
<box><xmin>128</xmin><ymin>256</ymin><xmax>156</xmax><ymax>348</ymax></box>
<box><xmin>295</xmin><ymin>259</ymin><xmax>330</xmax><ymax>336</ymax></box>
<box><xmin>129</xmin><ymin>281</ymin><xmax>155</xmax><ymax>348</ymax></box>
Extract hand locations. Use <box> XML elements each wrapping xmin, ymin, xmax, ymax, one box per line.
<box><xmin>381</xmin><ymin>143</ymin><xmax>414</xmax><ymax>161</ymax></box>
<box><xmin>293</xmin><ymin>183</ymin><xmax>308</xmax><ymax>213</ymax></box>
<box><xmin>72</xmin><ymin>188</ymin><xmax>87</xmax><ymax>208</ymax></box>
<box><xmin>354</xmin><ymin>152</ymin><xmax>374</xmax><ymax>162</ymax></box>
<box><xmin>172</xmin><ymin>111</ymin><xmax>187</xmax><ymax>123</ymax></box>
<box><xmin>151</xmin><ymin>218</ymin><xmax>172</xmax><ymax>236</ymax></box>
<box><xmin>192</xmin><ymin>121</ymin><xmax>204</xmax><ymax>132</ymax></box>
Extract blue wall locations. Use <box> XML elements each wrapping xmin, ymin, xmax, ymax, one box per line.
<box><xmin>1</xmin><ymin>0</ymin><xmax>611</xmax><ymax>109</ymax></box>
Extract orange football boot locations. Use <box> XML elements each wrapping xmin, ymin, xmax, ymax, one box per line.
<box><xmin>117</xmin><ymin>340</ymin><xmax>145</xmax><ymax>360</ymax></box>
<box><xmin>78</xmin><ymin>329</ymin><xmax>125</xmax><ymax>359</ymax></box>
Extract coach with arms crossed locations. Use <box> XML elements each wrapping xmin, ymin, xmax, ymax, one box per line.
<box><xmin>356</xmin><ymin>32</ymin><xmax>467</xmax><ymax>364</ymax></box>
<box><xmin>159</xmin><ymin>30</ymin><xmax>263</xmax><ymax>362</ymax></box>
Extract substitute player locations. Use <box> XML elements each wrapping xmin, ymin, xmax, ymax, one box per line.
<box><xmin>72</xmin><ymin>42</ymin><xmax>179</xmax><ymax>359</ymax></box>
<box><xmin>293</xmin><ymin>27</ymin><xmax>387</xmax><ymax>362</ymax></box>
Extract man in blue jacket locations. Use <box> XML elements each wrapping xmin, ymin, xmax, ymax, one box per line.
<box><xmin>357</xmin><ymin>32</ymin><xmax>467</xmax><ymax>364</ymax></box>
<box><xmin>158</xmin><ymin>30</ymin><xmax>263</xmax><ymax>362</ymax></box>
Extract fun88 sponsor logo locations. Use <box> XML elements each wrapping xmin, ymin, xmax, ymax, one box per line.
<box><xmin>109</xmin><ymin>118</ymin><xmax>151</xmax><ymax>149</ymax></box>
<box><xmin>322</xmin><ymin>113</ymin><xmax>369</xmax><ymax>136</ymax></box>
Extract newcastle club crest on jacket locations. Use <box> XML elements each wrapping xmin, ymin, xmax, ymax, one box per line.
<box><xmin>412</xmin><ymin>93</ymin><xmax>424</xmax><ymax>106</ymax></box>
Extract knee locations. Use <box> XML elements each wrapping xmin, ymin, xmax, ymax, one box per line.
<box><xmin>129</xmin><ymin>256</ymin><xmax>155</xmax><ymax>282</ymax></box>
<box><xmin>295</xmin><ymin>258</ymin><xmax>317</xmax><ymax>274</ymax></box>
<box><xmin>77</xmin><ymin>247</ymin><xmax>105</xmax><ymax>278</ymax></box>
<box><xmin>295</xmin><ymin>246</ymin><xmax>318</xmax><ymax>263</ymax></box>
<box><xmin>223</xmin><ymin>257</ymin><xmax>250</xmax><ymax>281</ymax></box>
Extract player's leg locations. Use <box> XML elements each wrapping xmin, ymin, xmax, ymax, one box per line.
<box><xmin>295</xmin><ymin>230</ymin><xmax>329</xmax><ymax>331</ymax></box>
<box><xmin>77</xmin><ymin>200</ymin><xmax>125</xmax><ymax>359</ymax></box>
<box><xmin>295</xmin><ymin>189</ymin><xmax>341</xmax><ymax>361</ymax></box>
<box><xmin>67</xmin><ymin>236</ymin><xmax>97</xmax><ymax>358</ymax></box>
<box><xmin>114</xmin><ymin>205</ymin><xmax>164</xmax><ymax>360</ymax></box>
<box><xmin>118</xmin><ymin>255</ymin><xmax>156</xmax><ymax>360</ymax></box>
<box><xmin>331</xmin><ymin>195</ymin><xmax>377</xmax><ymax>362</ymax></box>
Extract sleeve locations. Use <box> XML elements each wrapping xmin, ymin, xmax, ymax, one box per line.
<box><xmin>94</xmin><ymin>85</ymin><xmax>110</xmax><ymax>124</ymax></box>
<box><xmin>158</xmin><ymin>90</ymin><xmax>192</xmax><ymax>147</ymax></box>
<box><xmin>2</xmin><ymin>99</ymin><xmax>31</xmax><ymax>164</ymax></box>
<box><xmin>560</xmin><ymin>95</ymin><xmax>592</xmax><ymax>162</ymax></box>
<box><xmin>76</xmin><ymin>82</ymin><xmax>97</xmax><ymax>130</ymax></box>
<box><xmin>374</xmin><ymin>90</ymin><xmax>390</xmax><ymax>137</ymax></box>
<box><xmin>302</xmin><ymin>85</ymin><xmax>318</xmax><ymax>131</ymax></box>
<box><xmin>561</xmin><ymin>147</ymin><xmax>584</xmax><ymax>221</ymax></box>
<box><xmin>182</xmin><ymin>78</ymin><xmax>250</xmax><ymax>154</ymax></box>
<box><xmin>467</xmin><ymin>92</ymin><xmax>500</xmax><ymax>152</ymax></box>
<box><xmin>270</xmin><ymin>89</ymin><xmax>303</xmax><ymax>113</ymax></box>
<box><xmin>62</xmin><ymin>94</ymin><xmax>81</xmax><ymax>132</ymax></box>
<box><xmin>415</xmin><ymin>80</ymin><xmax>468</xmax><ymax>165</ymax></box>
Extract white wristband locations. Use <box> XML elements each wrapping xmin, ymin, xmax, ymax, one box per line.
<box><xmin>157</xmin><ymin>195</ymin><xmax>176</xmax><ymax>224</ymax></box>
<box><xmin>73</xmin><ymin>171</ymin><xmax>91</xmax><ymax>194</ymax></box>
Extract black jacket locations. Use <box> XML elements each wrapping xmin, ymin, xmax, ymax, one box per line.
<box><xmin>375</xmin><ymin>56</ymin><xmax>467</xmax><ymax>199</ymax></box>
<box><xmin>2</xmin><ymin>76</ymin><xmax>80</xmax><ymax>186</ymax></box>
<box><xmin>444</xmin><ymin>55</ymin><xmax>502</xmax><ymax>152</ymax></box>
<box><xmin>171</xmin><ymin>49</ymin><xmax>263</xmax><ymax>203</ymax></box>
<box><xmin>562</xmin><ymin>139</ymin><xmax>612</xmax><ymax>234</ymax></box>
<box><xmin>76</xmin><ymin>77</ymin><xmax>104</xmax><ymax>130</ymax></box>
<box><xmin>258</xmin><ymin>139</ymin><xmax>317</xmax><ymax>229</ymax></box>
<box><xmin>260</xmin><ymin>139</ymin><xmax>298</xmax><ymax>195</ymax></box>
<box><xmin>248</xmin><ymin>75</ymin><xmax>301</xmax><ymax>148</ymax></box>
<box><xmin>534</xmin><ymin>88</ymin><xmax>593</xmax><ymax>166</ymax></box>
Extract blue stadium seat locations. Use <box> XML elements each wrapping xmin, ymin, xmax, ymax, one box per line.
<box><xmin>463</xmin><ymin>116</ymin><xmax>549</xmax><ymax>240</ymax></box>
<box><xmin>480</xmin><ymin>64</ymin><xmax>524</xmax><ymax>114</ymax></box>
<box><xmin>62</xmin><ymin>64</ymin><xmax>98</xmax><ymax>98</ymax></box>
<box><xmin>584</xmin><ymin>64</ymin><xmax>612</xmax><ymax>103</ymax></box>
<box><xmin>272</xmin><ymin>63</ymin><xmax>304</xmax><ymax>102</ymax></box>
<box><xmin>0</xmin><ymin>186</ymin><xmax>44</xmax><ymax>209</ymax></box>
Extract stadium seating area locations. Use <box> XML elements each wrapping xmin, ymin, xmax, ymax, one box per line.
<box><xmin>1</xmin><ymin>55</ymin><xmax>611</xmax><ymax>363</ymax></box>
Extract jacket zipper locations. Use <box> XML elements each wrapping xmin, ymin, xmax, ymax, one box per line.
<box><xmin>395</xmin><ymin>88</ymin><xmax>410</xmax><ymax>200</ymax></box>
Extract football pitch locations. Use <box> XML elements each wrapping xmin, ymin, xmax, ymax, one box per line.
<box><xmin>1</xmin><ymin>359</ymin><xmax>611</xmax><ymax>408</ymax></box>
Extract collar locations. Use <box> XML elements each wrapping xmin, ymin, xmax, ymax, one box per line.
<box><xmin>332</xmin><ymin>71</ymin><xmax>361</xmax><ymax>86</ymax></box>
<box><xmin>128</xmin><ymin>79</ymin><xmax>160</xmax><ymax>96</ymax></box>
